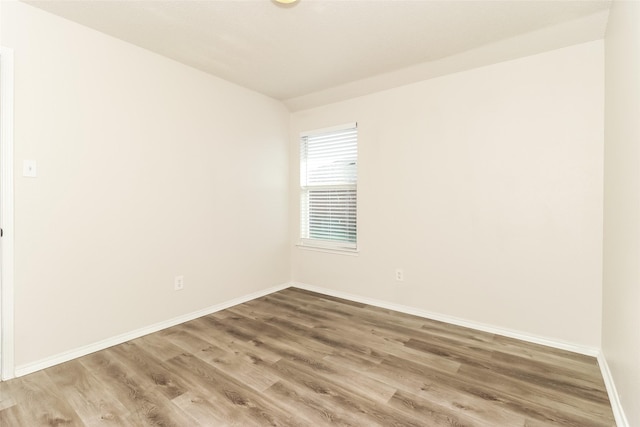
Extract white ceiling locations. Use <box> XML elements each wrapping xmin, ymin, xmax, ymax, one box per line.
<box><xmin>25</xmin><ymin>0</ymin><xmax>611</xmax><ymax>110</ymax></box>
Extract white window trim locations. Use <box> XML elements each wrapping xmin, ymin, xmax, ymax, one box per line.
<box><xmin>299</xmin><ymin>122</ymin><xmax>358</xmax><ymax>253</ymax></box>
<box><xmin>296</xmin><ymin>242</ymin><xmax>360</xmax><ymax>256</ymax></box>
<box><xmin>300</xmin><ymin>122</ymin><xmax>357</xmax><ymax>138</ymax></box>
<box><xmin>298</xmin><ymin>238</ymin><xmax>359</xmax><ymax>252</ymax></box>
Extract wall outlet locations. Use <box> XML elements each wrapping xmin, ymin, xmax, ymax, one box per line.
<box><xmin>23</xmin><ymin>160</ymin><xmax>37</xmax><ymax>177</ymax></box>
<box><xmin>174</xmin><ymin>275</ymin><xmax>184</xmax><ymax>291</ymax></box>
<box><xmin>395</xmin><ymin>268</ymin><xmax>404</xmax><ymax>282</ymax></box>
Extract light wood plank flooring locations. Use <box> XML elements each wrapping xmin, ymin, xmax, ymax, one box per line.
<box><xmin>0</xmin><ymin>288</ymin><xmax>616</xmax><ymax>426</ymax></box>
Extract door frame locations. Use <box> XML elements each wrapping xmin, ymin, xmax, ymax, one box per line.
<box><xmin>1</xmin><ymin>46</ymin><xmax>15</xmax><ymax>381</ymax></box>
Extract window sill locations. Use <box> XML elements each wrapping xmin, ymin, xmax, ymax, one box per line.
<box><xmin>296</xmin><ymin>244</ymin><xmax>359</xmax><ymax>256</ymax></box>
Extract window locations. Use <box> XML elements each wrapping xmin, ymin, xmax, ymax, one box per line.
<box><xmin>300</xmin><ymin>123</ymin><xmax>358</xmax><ymax>251</ymax></box>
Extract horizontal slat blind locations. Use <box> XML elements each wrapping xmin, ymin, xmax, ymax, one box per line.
<box><xmin>300</xmin><ymin>125</ymin><xmax>357</xmax><ymax>249</ymax></box>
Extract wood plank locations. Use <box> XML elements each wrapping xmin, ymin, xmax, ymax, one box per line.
<box><xmin>268</xmin><ymin>357</ymin><xmax>425</xmax><ymax>427</ymax></box>
<box><xmin>5</xmin><ymin>370</ymin><xmax>85</xmax><ymax>426</ymax></box>
<box><xmin>166</xmin><ymin>352</ymin><xmax>303</xmax><ymax>426</ymax></box>
<box><xmin>79</xmin><ymin>351</ymin><xmax>196</xmax><ymax>426</ymax></box>
<box><xmin>44</xmin><ymin>359</ymin><xmax>130</xmax><ymax>426</ymax></box>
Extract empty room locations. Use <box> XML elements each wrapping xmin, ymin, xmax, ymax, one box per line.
<box><xmin>0</xmin><ymin>0</ymin><xmax>638</xmax><ymax>426</ymax></box>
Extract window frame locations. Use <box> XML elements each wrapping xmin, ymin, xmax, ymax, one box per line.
<box><xmin>299</xmin><ymin>122</ymin><xmax>358</xmax><ymax>253</ymax></box>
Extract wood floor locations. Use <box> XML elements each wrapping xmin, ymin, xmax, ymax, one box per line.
<box><xmin>0</xmin><ymin>287</ymin><xmax>616</xmax><ymax>426</ymax></box>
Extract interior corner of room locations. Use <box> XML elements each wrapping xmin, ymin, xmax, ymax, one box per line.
<box><xmin>0</xmin><ymin>1</ymin><xmax>638</xmax><ymax>426</ymax></box>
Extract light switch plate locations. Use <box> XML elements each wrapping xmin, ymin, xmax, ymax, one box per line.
<box><xmin>23</xmin><ymin>160</ymin><xmax>37</xmax><ymax>177</ymax></box>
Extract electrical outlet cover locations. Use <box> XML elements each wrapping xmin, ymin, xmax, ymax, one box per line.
<box><xmin>23</xmin><ymin>160</ymin><xmax>37</xmax><ymax>177</ymax></box>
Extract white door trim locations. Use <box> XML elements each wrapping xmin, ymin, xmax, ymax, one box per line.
<box><xmin>0</xmin><ymin>46</ymin><xmax>16</xmax><ymax>381</ymax></box>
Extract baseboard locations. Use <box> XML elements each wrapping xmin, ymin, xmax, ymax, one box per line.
<box><xmin>292</xmin><ymin>282</ymin><xmax>600</xmax><ymax>357</ymax></box>
<box><xmin>597</xmin><ymin>352</ymin><xmax>630</xmax><ymax>427</ymax></box>
<box><xmin>13</xmin><ymin>282</ymin><xmax>290</xmax><ymax>378</ymax></box>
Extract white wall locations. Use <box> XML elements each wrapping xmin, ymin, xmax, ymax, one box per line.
<box><xmin>603</xmin><ymin>1</ymin><xmax>640</xmax><ymax>425</ymax></box>
<box><xmin>0</xmin><ymin>0</ymin><xmax>612</xmax><ymax>382</ymax></box>
<box><xmin>2</xmin><ymin>1</ymin><xmax>290</xmax><ymax>368</ymax></box>
<box><xmin>291</xmin><ymin>41</ymin><xmax>604</xmax><ymax>348</ymax></box>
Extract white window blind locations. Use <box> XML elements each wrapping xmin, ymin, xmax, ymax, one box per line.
<box><xmin>300</xmin><ymin>123</ymin><xmax>357</xmax><ymax>250</ymax></box>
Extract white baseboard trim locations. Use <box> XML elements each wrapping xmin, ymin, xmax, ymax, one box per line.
<box><xmin>292</xmin><ymin>282</ymin><xmax>600</xmax><ymax>357</ymax></box>
<box><xmin>14</xmin><ymin>282</ymin><xmax>290</xmax><ymax>378</ymax></box>
<box><xmin>597</xmin><ymin>352</ymin><xmax>629</xmax><ymax>427</ymax></box>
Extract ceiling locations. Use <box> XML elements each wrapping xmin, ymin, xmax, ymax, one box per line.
<box><xmin>25</xmin><ymin>0</ymin><xmax>611</xmax><ymax>110</ymax></box>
